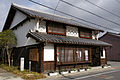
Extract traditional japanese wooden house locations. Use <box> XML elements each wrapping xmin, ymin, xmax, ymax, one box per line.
<box><xmin>99</xmin><ymin>32</ymin><xmax>120</xmax><ymax>61</ymax></box>
<box><xmin>3</xmin><ymin>3</ymin><xmax>111</xmax><ymax>73</ymax></box>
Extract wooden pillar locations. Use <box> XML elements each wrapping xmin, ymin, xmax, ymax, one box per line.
<box><xmin>89</xmin><ymin>48</ymin><xmax>92</xmax><ymax>62</ymax></box>
<box><xmin>54</xmin><ymin>45</ymin><xmax>57</xmax><ymax>71</ymax></box>
<box><xmin>38</xmin><ymin>44</ymin><xmax>44</xmax><ymax>73</ymax></box>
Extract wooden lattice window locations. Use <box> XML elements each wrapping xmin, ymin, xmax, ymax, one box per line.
<box><xmin>56</xmin><ymin>47</ymin><xmax>91</xmax><ymax>64</ymax></box>
<box><xmin>76</xmin><ymin>49</ymin><xmax>82</xmax><ymax>62</ymax></box>
<box><xmin>80</xmin><ymin>29</ymin><xmax>92</xmax><ymax>39</ymax></box>
<box><xmin>47</xmin><ymin>22</ymin><xmax>66</xmax><ymax>35</ymax></box>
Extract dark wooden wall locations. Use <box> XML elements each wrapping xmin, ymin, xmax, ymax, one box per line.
<box><xmin>12</xmin><ymin>47</ymin><xmax>29</xmax><ymax>69</ymax></box>
<box><xmin>43</xmin><ymin>61</ymin><xmax>90</xmax><ymax>73</ymax></box>
<box><xmin>101</xmin><ymin>58</ymin><xmax>107</xmax><ymax>65</ymax></box>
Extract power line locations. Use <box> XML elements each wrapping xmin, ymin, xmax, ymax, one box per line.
<box><xmin>60</xmin><ymin>0</ymin><xmax>120</xmax><ymax>27</ymax></box>
<box><xmin>85</xmin><ymin>0</ymin><xmax>120</xmax><ymax>19</ymax></box>
<box><xmin>28</xmin><ymin>0</ymin><xmax>120</xmax><ymax>32</ymax></box>
<box><xmin>54</xmin><ymin>0</ymin><xmax>60</xmax><ymax>14</ymax></box>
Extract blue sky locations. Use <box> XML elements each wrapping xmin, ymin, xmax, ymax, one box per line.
<box><xmin>0</xmin><ymin>0</ymin><xmax>120</xmax><ymax>33</ymax></box>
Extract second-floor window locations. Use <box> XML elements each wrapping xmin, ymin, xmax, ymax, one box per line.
<box><xmin>80</xmin><ymin>29</ymin><xmax>92</xmax><ymax>39</ymax></box>
<box><xmin>47</xmin><ymin>22</ymin><xmax>66</xmax><ymax>35</ymax></box>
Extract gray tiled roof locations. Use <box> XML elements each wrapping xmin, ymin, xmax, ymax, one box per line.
<box><xmin>12</xmin><ymin>4</ymin><xmax>103</xmax><ymax>31</ymax></box>
<box><xmin>28</xmin><ymin>32</ymin><xmax>111</xmax><ymax>46</ymax></box>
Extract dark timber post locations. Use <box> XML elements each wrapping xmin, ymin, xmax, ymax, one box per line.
<box><xmin>38</xmin><ymin>44</ymin><xmax>44</xmax><ymax>73</ymax></box>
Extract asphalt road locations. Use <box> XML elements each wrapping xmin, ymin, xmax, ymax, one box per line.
<box><xmin>70</xmin><ymin>70</ymin><xmax>120</xmax><ymax>80</ymax></box>
<box><xmin>46</xmin><ymin>69</ymin><xmax>120</xmax><ymax>80</ymax></box>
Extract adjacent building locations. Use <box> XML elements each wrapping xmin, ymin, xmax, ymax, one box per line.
<box><xmin>3</xmin><ymin>4</ymin><xmax>111</xmax><ymax>73</ymax></box>
<box><xmin>99</xmin><ymin>32</ymin><xmax>120</xmax><ymax>61</ymax></box>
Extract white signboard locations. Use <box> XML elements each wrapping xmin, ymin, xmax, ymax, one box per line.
<box><xmin>20</xmin><ymin>57</ymin><xmax>24</xmax><ymax>71</ymax></box>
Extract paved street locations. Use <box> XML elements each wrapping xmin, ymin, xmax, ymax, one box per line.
<box><xmin>70</xmin><ymin>70</ymin><xmax>120</xmax><ymax>80</ymax></box>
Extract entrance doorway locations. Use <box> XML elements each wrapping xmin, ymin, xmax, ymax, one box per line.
<box><xmin>91</xmin><ymin>47</ymin><xmax>100</xmax><ymax>66</ymax></box>
<box><xmin>29</xmin><ymin>46</ymin><xmax>43</xmax><ymax>73</ymax></box>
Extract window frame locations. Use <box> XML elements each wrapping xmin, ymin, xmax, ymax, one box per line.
<box><xmin>79</xmin><ymin>28</ymin><xmax>92</xmax><ymax>39</ymax></box>
<box><xmin>47</xmin><ymin>21</ymin><xmax>66</xmax><ymax>36</ymax></box>
<box><xmin>56</xmin><ymin>46</ymin><xmax>91</xmax><ymax>65</ymax></box>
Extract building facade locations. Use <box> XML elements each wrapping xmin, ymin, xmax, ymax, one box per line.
<box><xmin>3</xmin><ymin>4</ymin><xmax>111</xmax><ymax>73</ymax></box>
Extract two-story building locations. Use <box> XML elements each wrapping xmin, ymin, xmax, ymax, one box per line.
<box><xmin>3</xmin><ymin>3</ymin><xmax>111</xmax><ymax>73</ymax></box>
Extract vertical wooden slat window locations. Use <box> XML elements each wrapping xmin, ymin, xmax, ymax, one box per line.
<box><xmin>57</xmin><ymin>47</ymin><xmax>60</xmax><ymax>62</ymax></box>
<box><xmin>68</xmin><ymin>48</ymin><xmax>74</xmax><ymax>62</ymax></box>
<box><xmin>57</xmin><ymin>47</ymin><xmax>91</xmax><ymax>64</ymax></box>
<box><xmin>80</xmin><ymin>29</ymin><xmax>92</xmax><ymax>39</ymax></box>
<box><xmin>61</xmin><ymin>47</ymin><xmax>64</xmax><ymax>62</ymax></box>
<box><xmin>76</xmin><ymin>48</ymin><xmax>82</xmax><ymax>62</ymax></box>
<box><xmin>84</xmin><ymin>50</ymin><xmax>89</xmax><ymax>61</ymax></box>
<box><xmin>64</xmin><ymin>48</ymin><xmax>68</xmax><ymax>62</ymax></box>
<box><xmin>57</xmin><ymin>47</ymin><xmax>65</xmax><ymax>63</ymax></box>
<box><xmin>64</xmin><ymin>48</ymin><xmax>74</xmax><ymax>62</ymax></box>
<box><xmin>48</xmin><ymin>22</ymin><xmax>66</xmax><ymax>35</ymax></box>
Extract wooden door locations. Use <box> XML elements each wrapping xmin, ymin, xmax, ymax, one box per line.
<box><xmin>29</xmin><ymin>48</ymin><xmax>40</xmax><ymax>72</ymax></box>
<box><xmin>91</xmin><ymin>47</ymin><xmax>100</xmax><ymax>66</ymax></box>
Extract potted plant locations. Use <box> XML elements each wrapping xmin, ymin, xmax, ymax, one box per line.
<box><xmin>70</xmin><ymin>68</ymin><xmax>77</xmax><ymax>73</ymax></box>
<box><xmin>102</xmin><ymin>64</ymin><xmax>111</xmax><ymax>68</ymax></box>
<box><xmin>87</xmin><ymin>66</ymin><xmax>92</xmax><ymax>71</ymax></box>
<box><xmin>78</xmin><ymin>68</ymin><xmax>85</xmax><ymax>72</ymax></box>
<box><xmin>48</xmin><ymin>71</ymin><xmax>59</xmax><ymax>76</ymax></box>
<box><xmin>60</xmin><ymin>69</ymin><xmax>69</xmax><ymax>75</ymax></box>
<box><xmin>108</xmin><ymin>64</ymin><xmax>111</xmax><ymax>68</ymax></box>
<box><xmin>104</xmin><ymin>64</ymin><xmax>108</xmax><ymax>68</ymax></box>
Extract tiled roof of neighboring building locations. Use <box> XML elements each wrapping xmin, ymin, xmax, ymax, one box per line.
<box><xmin>99</xmin><ymin>32</ymin><xmax>120</xmax><ymax>39</ymax></box>
<box><xmin>27</xmin><ymin>32</ymin><xmax>112</xmax><ymax>46</ymax></box>
<box><xmin>107</xmin><ymin>32</ymin><xmax>120</xmax><ymax>37</ymax></box>
<box><xmin>11</xmin><ymin>3</ymin><xmax>103</xmax><ymax>31</ymax></box>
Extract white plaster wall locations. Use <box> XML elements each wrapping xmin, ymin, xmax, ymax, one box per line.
<box><xmin>10</xmin><ymin>11</ymin><xmax>27</xmax><ymax>29</ymax></box>
<box><xmin>13</xmin><ymin>19</ymin><xmax>38</xmax><ymax>47</ymax></box>
<box><xmin>101</xmin><ymin>49</ymin><xmax>106</xmax><ymax>58</ymax></box>
<box><xmin>96</xmin><ymin>34</ymin><xmax>99</xmax><ymax>40</ymax></box>
<box><xmin>92</xmin><ymin>31</ymin><xmax>96</xmax><ymax>40</ymax></box>
<box><xmin>36</xmin><ymin>21</ymin><xmax>46</xmax><ymax>33</ymax></box>
<box><xmin>25</xmin><ymin>37</ymin><xmax>37</xmax><ymax>46</ymax></box>
<box><xmin>44</xmin><ymin>43</ymin><xmax>54</xmax><ymax>61</ymax></box>
<box><xmin>92</xmin><ymin>35</ymin><xmax>96</xmax><ymax>39</ymax></box>
<box><xmin>66</xmin><ymin>26</ymin><xmax>79</xmax><ymax>37</ymax></box>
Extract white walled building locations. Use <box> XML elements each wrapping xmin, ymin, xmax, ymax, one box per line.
<box><xmin>3</xmin><ymin>3</ymin><xmax>111</xmax><ymax>73</ymax></box>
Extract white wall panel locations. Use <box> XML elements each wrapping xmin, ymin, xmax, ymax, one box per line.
<box><xmin>44</xmin><ymin>43</ymin><xmax>54</xmax><ymax>61</ymax></box>
<box><xmin>66</xmin><ymin>26</ymin><xmax>79</xmax><ymax>37</ymax></box>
